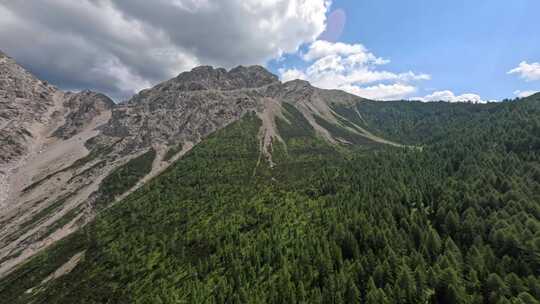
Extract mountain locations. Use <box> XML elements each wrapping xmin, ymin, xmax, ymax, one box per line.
<box><xmin>0</xmin><ymin>54</ymin><xmax>398</xmax><ymax>279</ymax></box>
<box><xmin>1</xmin><ymin>52</ymin><xmax>540</xmax><ymax>303</ymax></box>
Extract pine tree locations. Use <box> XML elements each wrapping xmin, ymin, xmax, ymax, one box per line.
<box><xmin>444</xmin><ymin>210</ymin><xmax>460</xmax><ymax>236</ymax></box>
<box><xmin>435</xmin><ymin>267</ymin><xmax>467</xmax><ymax>304</ymax></box>
<box><xmin>486</xmin><ymin>273</ymin><xmax>509</xmax><ymax>303</ymax></box>
<box><xmin>516</xmin><ymin>292</ymin><xmax>540</xmax><ymax>304</ymax></box>
<box><xmin>397</xmin><ymin>264</ymin><xmax>417</xmax><ymax>303</ymax></box>
<box><xmin>297</xmin><ymin>281</ymin><xmax>307</xmax><ymax>303</ymax></box>
<box><xmin>426</xmin><ymin>227</ymin><xmax>442</xmax><ymax>260</ymax></box>
<box><xmin>506</xmin><ymin>273</ymin><xmax>525</xmax><ymax>296</ymax></box>
<box><xmin>344</xmin><ymin>277</ymin><xmax>360</xmax><ymax>303</ymax></box>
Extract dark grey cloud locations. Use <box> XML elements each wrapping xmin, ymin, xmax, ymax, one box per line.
<box><xmin>0</xmin><ymin>0</ymin><xmax>330</xmax><ymax>100</ymax></box>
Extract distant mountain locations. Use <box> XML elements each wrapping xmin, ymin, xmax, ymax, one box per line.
<box><xmin>1</xmin><ymin>51</ymin><xmax>540</xmax><ymax>303</ymax></box>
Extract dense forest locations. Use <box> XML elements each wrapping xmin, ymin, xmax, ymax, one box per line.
<box><xmin>1</xmin><ymin>93</ymin><xmax>540</xmax><ymax>303</ymax></box>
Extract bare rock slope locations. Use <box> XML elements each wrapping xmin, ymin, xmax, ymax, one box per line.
<box><xmin>0</xmin><ymin>51</ymin><xmax>59</xmax><ymax>168</ymax></box>
<box><xmin>0</xmin><ymin>53</ymin><xmax>400</xmax><ymax>278</ymax></box>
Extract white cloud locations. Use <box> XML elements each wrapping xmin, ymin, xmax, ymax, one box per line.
<box><xmin>303</xmin><ymin>40</ymin><xmax>386</xmax><ymax>63</ymax></box>
<box><xmin>0</xmin><ymin>0</ymin><xmax>330</xmax><ymax>99</ymax></box>
<box><xmin>513</xmin><ymin>90</ymin><xmax>539</xmax><ymax>98</ymax></box>
<box><xmin>508</xmin><ymin>61</ymin><xmax>540</xmax><ymax>82</ymax></box>
<box><xmin>280</xmin><ymin>68</ymin><xmax>307</xmax><ymax>82</ymax></box>
<box><xmin>280</xmin><ymin>40</ymin><xmax>430</xmax><ymax>100</ymax></box>
<box><xmin>342</xmin><ymin>83</ymin><xmax>417</xmax><ymax>100</ymax></box>
<box><xmin>412</xmin><ymin>90</ymin><xmax>487</xmax><ymax>104</ymax></box>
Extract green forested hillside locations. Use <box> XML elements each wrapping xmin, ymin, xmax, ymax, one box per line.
<box><xmin>1</xmin><ymin>95</ymin><xmax>540</xmax><ymax>303</ymax></box>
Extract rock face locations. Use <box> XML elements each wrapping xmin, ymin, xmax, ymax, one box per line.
<box><xmin>0</xmin><ymin>53</ymin><xmax>115</xmax><ymax>277</ymax></box>
<box><xmin>52</xmin><ymin>91</ymin><xmax>114</xmax><ymax>139</ymax></box>
<box><xmin>0</xmin><ymin>51</ymin><xmax>60</xmax><ymax>167</ymax></box>
<box><xmin>143</xmin><ymin>65</ymin><xmax>279</xmax><ymax>93</ymax></box>
<box><xmin>0</xmin><ymin>52</ymin><xmax>399</xmax><ymax>278</ymax></box>
<box><xmin>101</xmin><ymin>66</ymin><xmax>281</xmax><ymax>155</ymax></box>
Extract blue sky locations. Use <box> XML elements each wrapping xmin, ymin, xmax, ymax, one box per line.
<box><xmin>270</xmin><ymin>0</ymin><xmax>540</xmax><ymax>101</ymax></box>
<box><xmin>1</xmin><ymin>1</ymin><xmax>539</xmax><ymax>101</ymax></box>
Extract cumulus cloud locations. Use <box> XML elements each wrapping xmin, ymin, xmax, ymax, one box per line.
<box><xmin>281</xmin><ymin>68</ymin><xmax>307</xmax><ymax>82</ymax></box>
<box><xmin>302</xmin><ymin>40</ymin><xmax>390</xmax><ymax>65</ymax></box>
<box><xmin>412</xmin><ymin>90</ymin><xmax>487</xmax><ymax>104</ymax></box>
<box><xmin>508</xmin><ymin>61</ymin><xmax>540</xmax><ymax>82</ymax></box>
<box><xmin>0</xmin><ymin>0</ymin><xmax>330</xmax><ymax>100</ymax></box>
<box><xmin>342</xmin><ymin>83</ymin><xmax>417</xmax><ymax>101</ymax></box>
<box><xmin>513</xmin><ymin>90</ymin><xmax>539</xmax><ymax>98</ymax></box>
<box><xmin>279</xmin><ymin>40</ymin><xmax>429</xmax><ymax>100</ymax></box>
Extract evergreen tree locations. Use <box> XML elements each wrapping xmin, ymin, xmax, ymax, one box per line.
<box><xmin>345</xmin><ymin>277</ymin><xmax>361</xmax><ymax>303</ymax></box>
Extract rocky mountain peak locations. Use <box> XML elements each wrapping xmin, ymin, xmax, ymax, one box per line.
<box><xmin>0</xmin><ymin>50</ymin><xmax>13</xmax><ymax>64</ymax></box>
<box><xmin>165</xmin><ymin>65</ymin><xmax>279</xmax><ymax>92</ymax></box>
<box><xmin>0</xmin><ymin>50</ymin><xmax>61</xmax><ymax>168</ymax></box>
<box><xmin>106</xmin><ymin>64</ymin><xmax>282</xmax><ymax>151</ymax></box>
<box><xmin>0</xmin><ymin>52</ymin><xmax>56</xmax><ymax>99</ymax></box>
<box><xmin>227</xmin><ymin>65</ymin><xmax>279</xmax><ymax>88</ymax></box>
<box><xmin>282</xmin><ymin>79</ymin><xmax>312</xmax><ymax>92</ymax></box>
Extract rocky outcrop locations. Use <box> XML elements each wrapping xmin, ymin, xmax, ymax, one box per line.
<box><xmin>130</xmin><ymin>65</ymin><xmax>279</xmax><ymax>95</ymax></box>
<box><xmin>0</xmin><ymin>51</ymin><xmax>60</xmax><ymax>167</ymax></box>
<box><xmin>52</xmin><ymin>91</ymin><xmax>114</xmax><ymax>139</ymax></box>
<box><xmin>101</xmin><ymin>66</ymin><xmax>281</xmax><ymax>156</ymax></box>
